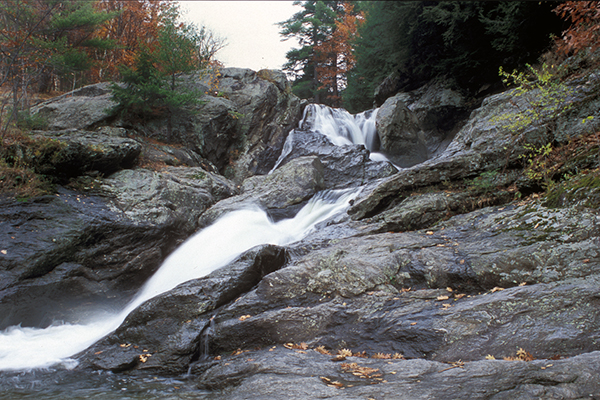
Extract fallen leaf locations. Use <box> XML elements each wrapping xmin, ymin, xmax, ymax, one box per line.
<box><xmin>410</xmin><ymin>322</ymin><xmax>417</xmax><ymax>326</ymax></box>
<box><xmin>516</xmin><ymin>347</ymin><xmax>534</xmax><ymax>361</ymax></box>
<box><xmin>321</xmin><ymin>376</ymin><xmax>344</xmax><ymax>388</ymax></box>
<box><xmin>354</xmin><ymin>351</ymin><xmax>368</xmax><ymax>358</ymax></box>
<box><xmin>583</xmin><ymin>259</ymin><xmax>590</xmax><ymax>263</ymax></box>
<box><xmin>446</xmin><ymin>287</ymin><xmax>453</xmax><ymax>292</ymax></box>
<box><xmin>119</xmin><ymin>343</ymin><xmax>131</xmax><ymax>348</ymax></box>
<box><xmin>436</xmin><ymin>295</ymin><xmax>450</xmax><ymax>301</ymax></box>
<box><xmin>139</xmin><ymin>355</ymin><xmax>148</xmax><ymax>363</ymax></box>
<box><xmin>442</xmin><ymin>303</ymin><xmax>453</xmax><ymax>310</ymax></box>
<box><xmin>518</xmin><ymin>282</ymin><xmax>527</xmax><ymax>286</ymax></box>
<box><xmin>426</xmin><ymin>231</ymin><xmax>434</xmax><ymax>235</ymax></box>
<box><xmin>436</xmin><ymin>244</ymin><xmax>446</xmax><ymax>247</ymax></box>
<box><xmin>238</xmin><ymin>315</ymin><xmax>252</xmax><ymax>321</ymax></box>
<box><xmin>390</xmin><ymin>371</ymin><xmax>397</xmax><ymax>374</ymax></box>
<box><xmin>94</xmin><ymin>351</ymin><xmax>103</xmax><ymax>355</ymax></box>
<box><xmin>490</xmin><ymin>287</ymin><xmax>504</xmax><ymax>293</ymax></box>
<box><xmin>315</xmin><ymin>346</ymin><xmax>331</xmax><ymax>355</ymax></box>
<box><xmin>331</xmin><ymin>355</ymin><xmax>346</xmax><ymax>362</ymax></box>
<box><xmin>454</xmin><ymin>293</ymin><xmax>466</xmax><ymax>300</ymax></box>
<box><xmin>0</xmin><ymin>250</ymin><xmax>6</xmax><ymax>255</ymax></box>
<box><xmin>485</xmin><ymin>354</ymin><xmax>496</xmax><ymax>360</ymax></box>
<box><xmin>337</xmin><ymin>348</ymin><xmax>353</xmax><ymax>357</ymax></box>
<box><xmin>214</xmin><ymin>356</ymin><xmax>221</xmax><ymax>360</ymax></box>
<box><xmin>341</xmin><ymin>362</ymin><xmax>382</xmax><ymax>379</ymax></box>
<box><xmin>392</xmin><ymin>353</ymin><xmax>405</xmax><ymax>359</ymax></box>
<box><xmin>371</xmin><ymin>353</ymin><xmax>392</xmax><ymax>359</ymax></box>
<box><xmin>459</xmin><ymin>259</ymin><xmax>465</xmax><ymax>264</ymax></box>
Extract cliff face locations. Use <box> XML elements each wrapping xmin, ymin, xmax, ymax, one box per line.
<box><xmin>1</xmin><ymin>63</ymin><xmax>599</xmax><ymax>398</ymax></box>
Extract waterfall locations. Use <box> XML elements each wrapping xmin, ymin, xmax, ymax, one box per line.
<box><xmin>302</xmin><ymin>104</ymin><xmax>380</xmax><ymax>152</ymax></box>
<box><xmin>271</xmin><ymin>104</ymin><xmax>391</xmax><ymax>173</ymax></box>
<box><xmin>0</xmin><ymin>188</ymin><xmax>360</xmax><ymax>371</ymax></box>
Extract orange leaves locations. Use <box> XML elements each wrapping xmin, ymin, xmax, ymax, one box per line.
<box><xmin>486</xmin><ymin>347</ymin><xmax>535</xmax><ymax>362</ymax></box>
<box><xmin>93</xmin><ymin>0</ymin><xmax>171</xmax><ymax>81</ymax></box>
<box><xmin>314</xmin><ymin>1</ymin><xmax>365</xmax><ymax>105</ymax></box>
<box><xmin>554</xmin><ymin>2</ymin><xmax>600</xmax><ymax>55</ymax></box>
<box><xmin>341</xmin><ymin>362</ymin><xmax>382</xmax><ymax>379</ymax></box>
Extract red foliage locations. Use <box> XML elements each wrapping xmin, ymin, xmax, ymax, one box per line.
<box><xmin>554</xmin><ymin>1</ymin><xmax>600</xmax><ymax>55</ymax></box>
<box><xmin>314</xmin><ymin>1</ymin><xmax>364</xmax><ymax>106</ymax></box>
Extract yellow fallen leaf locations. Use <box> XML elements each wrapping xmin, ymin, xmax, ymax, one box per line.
<box><xmin>337</xmin><ymin>348</ymin><xmax>353</xmax><ymax>357</ymax></box>
<box><xmin>315</xmin><ymin>346</ymin><xmax>331</xmax><ymax>355</ymax></box>
<box><xmin>485</xmin><ymin>354</ymin><xmax>496</xmax><ymax>360</ymax></box>
<box><xmin>426</xmin><ymin>231</ymin><xmax>434</xmax><ymax>235</ymax></box>
<box><xmin>410</xmin><ymin>322</ymin><xmax>417</xmax><ymax>326</ymax></box>
<box><xmin>238</xmin><ymin>315</ymin><xmax>252</xmax><ymax>321</ymax></box>
<box><xmin>0</xmin><ymin>250</ymin><xmax>6</xmax><ymax>255</ymax></box>
<box><xmin>518</xmin><ymin>282</ymin><xmax>527</xmax><ymax>286</ymax></box>
<box><xmin>436</xmin><ymin>295</ymin><xmax>450</xmax><ymax>301</ymax></box>
<box><xmin>490</xmin><ymin>287</ymin><xmax>504</xmax><ymax>293</ymax></box>
<box><xmin>446</xmin><ymin>287</ymin><xmax>453</xmax><ymax>292</ymax></box>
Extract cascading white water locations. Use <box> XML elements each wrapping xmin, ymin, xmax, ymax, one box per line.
<box><xmin>271</xmin><ymin>104</ymin><xmax>392</xmax><ymax>174</ymax></box>
<box><xmin>304</xmin><ymin>104</ymin><xmax>380</xmax><ymax>152</ymax></box>
<box><xmin>0</xmin><ymin>188</ymin><xmax>359</xmax><ymax>371</ymax></box>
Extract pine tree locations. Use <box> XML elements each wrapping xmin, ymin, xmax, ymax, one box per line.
<box><xmin>344</xmin><ymin>1</ymin><xmax>564</xmax><ymax>113</ymax></box>
<box><xmin>278</xmin><ymin>1</ymin><xmax>341</xmax><ymax>103</ymax></box>
<box><xmin>109</xmin><ymin>4</ymin><xmax>222</xmax><ymax>142</ymax></box>
<box><xmin>0</xmin><ymin>0</ymin><xmax>114</xmax><ymax>136</ymax></box>
<box><xmin>314</xmin><ymin>1</ymin><xmax>364</xmax><ymax>106</ymax></box>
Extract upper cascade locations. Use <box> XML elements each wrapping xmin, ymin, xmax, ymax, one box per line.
<box><xmin>299</xmin><ymin>104</ymin><xmax>380</xmax><ymax>153</ymax></box>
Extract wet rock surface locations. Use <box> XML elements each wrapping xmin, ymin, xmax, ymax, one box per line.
<box><xmin>2</xmin><ymin>65</ymin><xmax>600</xmax><ymax>399</ymax></box>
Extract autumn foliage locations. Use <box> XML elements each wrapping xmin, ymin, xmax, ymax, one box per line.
<box><xmin>0</xmin><ymin>0</ymin><xmax>224</xmax><ymax>138</ymax></box>
<box><xmin>554</xmin><ymin>1</ymin><xmax>600</xmax><ymax>56</ymax></box>
<box><xmin>91</xmin><ymin>0</ymin><xmax>170</xmax><ymax>82</ymax></box>
<box><xmin>314</xmin><ymin>1</ymin><xmax>364</xmax><ymax>106</ymax></box>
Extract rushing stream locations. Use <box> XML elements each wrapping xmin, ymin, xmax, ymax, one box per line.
<box><xmin>0</xmin><ymin>103</ymin><xmax>384</xmax><ymax>399</ymax></box>
<box><xmin>0</xmin><ymin>188</ymin><xmax>359</xmax><ymax>372</ymax></box>
<box><xmin>0</xmin><ymin>103</ymin><xmax>382</xmax><ymax>373</ymax></box>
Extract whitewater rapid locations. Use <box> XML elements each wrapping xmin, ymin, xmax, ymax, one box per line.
<box><xmin>0</xmin><ymin>188</ymin><xmax>359</xmax><ymax>371</ymax></box>
<box><xmin>271</xmin><ymin>104</ymin><xmax>393</xmax><ymax>173</ymax></box>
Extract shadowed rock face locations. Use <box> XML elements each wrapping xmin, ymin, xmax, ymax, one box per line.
<box><xmin>2</xmin><ymin>63</ymin><xmax>600</xmax><ymax>399</ymax></box>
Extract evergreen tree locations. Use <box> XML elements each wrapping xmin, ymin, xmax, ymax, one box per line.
<box><xmin>344</xmin><ymin>1</ymin><xmax>564</xmax><ymax>113</ymax></box>
<box><xmin>110</xmin><ymin>5</ymin><xmax>219</xmax><ymax>141</ymax></box>
<box><xmin>278</xmin><ymin>1</ymin><xmax>342</xmax><ymax>103</ymax></box>
<box><xmin>0</xmin><ymin>0</ymin><xmax>114</xmax><ymax>134</ymax></box>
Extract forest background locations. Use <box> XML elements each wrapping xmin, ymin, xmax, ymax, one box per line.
<box><xmin>1</xmin><ymin>0</ymin><xmax>599</xmax><ymax>194</ymax></box>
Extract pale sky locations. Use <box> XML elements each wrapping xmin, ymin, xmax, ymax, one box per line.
<box><xmin>177</xmin><ymin>1</ymin><xmax>299</xmax><ymax>71</ymax></box>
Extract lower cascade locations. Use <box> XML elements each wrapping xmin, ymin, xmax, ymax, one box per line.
<box><xmin>0</xmin><ymin>188</ymin><xmax>359</xmax><ymax>371</ymax></box>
